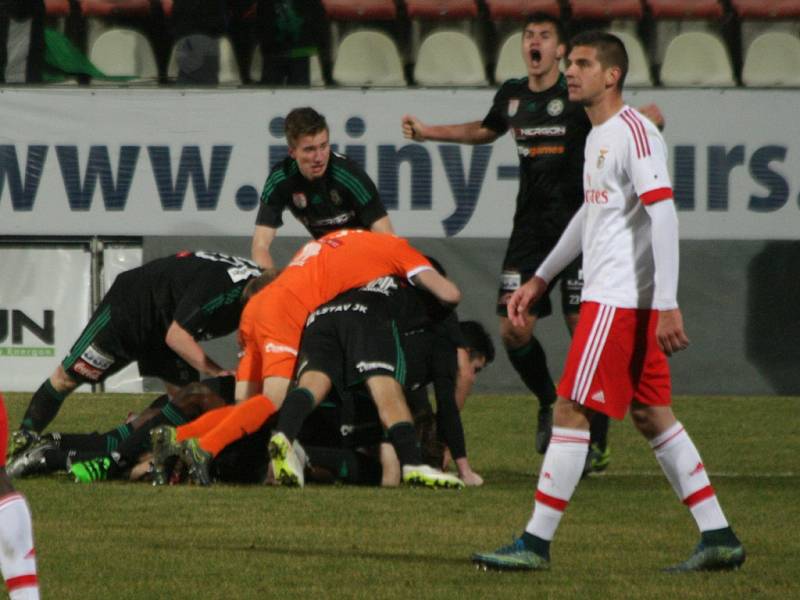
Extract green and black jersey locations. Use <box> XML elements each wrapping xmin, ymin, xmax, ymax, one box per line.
<box><xmin>482</xmin><ymin>74</ymin><xmax>591</xmax><ymax>268</ymax></box>
<box><xmin>256</xmin><ymin>152</ymin><xmax>388</xmax><ymax>239</ymax></box>
<box><xmin>112</xmin><ymin>251</ymin><xmax>260</xmax><ymax>351</ymax></box>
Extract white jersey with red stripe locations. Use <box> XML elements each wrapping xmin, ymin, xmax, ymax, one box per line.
<box><xmin>580</xmin><ymin>105</ymin><xmax>674</xmax><ymax>309</ymax></box>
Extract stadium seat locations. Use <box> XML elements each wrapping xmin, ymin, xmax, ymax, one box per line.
<box><xmin>569</xmin><ymin>0</ymin><xmax>643</xmax><ymax>20</ymax></box>
<box><xmin>89</xmin><ymin>28</ymin><xmax>159</xmax><ymax>80</ymax></box>
<box><xmin>609</xmin><ymin>30</ymin><xmax>652</xmax><ymax>86</ymax></box>
<box><xmin>731</xmin><ymin>1</ymin><xmax>800</xmax><ymax>63</ymax></box>
<box><xmin>645</xmin><ymin>0</ymin><xmax>724</xmax><ymax>19</ymax></box>
<box><xmin>322</xmin><ymin>0</ymin><xmax>398</xmax><ymax>63</ymax></box>
<box><xmin>484</xmin><ymin>0</ymin><xmax>561</xmax><ymax>19</ymax></box>
<box><xmin>742</xmin><ymin>32</ymin><xmax>800</xmax><ymax>87</ymax></box>
<box><xmin>80</xmin><ymin>0</ymin><xmax>152</xmax><ymax>18</ymax></box>
<box><xmin>250</xmin><ymin>51</ymin><xmax>326</xmax><ymax>87</ymax></box>
<box><xmin>494</xmin><ymin>32</ymin><xmax>524</xmax><ymax>82</ymax></box>
<box><xmin>730</xmin><ymin>0</ymin><xmax>800</xmax><ymax>18</ymax></box>
<box><xmin>44</xmin><ymin>0</ymin><xmax>71</xmax><ymax>17</ymax></box>
<box><xmin>321</xmin><ymin>0</ymin><xmax>396</xmax><ymax>19</ymax></box>
<box><xmin>414</xmin><ymin>30</ymin><xmax>487</xmax><ymax>86</ymax></box>
<box><xmin>405</xmin><ymin>0</ymin><xmax>479</xmax><ymax>19</ymax></box>
<box><xmin>660</xmin><ymin>31</ymin><xmax>735</xmax><ymax>87</ymax></box>
<box><xmin>166</xmin><ymin>37</ymin><xmax>242</xmax><ymax>84</ymax></box>
<box><xmin>332</xmin><ymin>30</ymin><xmax>406</xmax><ymax>87</ymax></box>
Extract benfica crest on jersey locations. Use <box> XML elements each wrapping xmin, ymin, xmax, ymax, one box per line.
<box><xmin>330</xmin><ymin>189</ymin><xmax>343</xmax><ymax>206</ymax></box>
<box><xmin>508</xmin><ymin>99</ymin><xmax>520</xmax><ymax>117</ymax></box>
<box><xmin>292</xmin><ymin>192</ymin><xmax>307</xmax><ymax>209</ymax></box>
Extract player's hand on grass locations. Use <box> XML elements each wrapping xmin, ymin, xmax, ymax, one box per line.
<box><xmin>401</xmin><ymin>115</ymin><xmax>425</xmax><ymax>141</ymax></box>
<box><xmin>507</xmin><ymin>277</ymin><xmax>546</xmax><ymax>328</ymax></box>
<box><xmin>460</xmin><ymin>470</ymin><xmax>484</xmax><ymax>487</ymax></box>
<box><xmin>656</xmin><ymin>309</ymin><xmax>689</xmax><ymax>356</ymax></box>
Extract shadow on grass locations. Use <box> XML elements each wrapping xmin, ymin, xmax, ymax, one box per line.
<box><xmin>150</xmin><ymin>542</ymin><xmax>469</xmax><ymax>566</ymax></box>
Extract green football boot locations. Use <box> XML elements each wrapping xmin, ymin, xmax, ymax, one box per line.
<box><xmin>472</xmin><ymin>537</ymin><xmax>550</xmax><ymax>571</ymax></box>
<box><xmin>663</xmin><ymin>542</ymin><xmax>746</xmax><ymax>572</ymax></box>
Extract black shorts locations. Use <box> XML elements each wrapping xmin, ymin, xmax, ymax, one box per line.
<box><xmin>61</xmin><ymin>298</ymin><xmax>198</xmax><ymax>386</ymax></box>
<box><xmin>296</xmin><ymin>289</ymin><xmax>406</xmax><ymax>390</ymax></box>
<box><xmin>496</xmin><ymin>255</ymin><xmax>583</xmax><ymax>319</ymax></box>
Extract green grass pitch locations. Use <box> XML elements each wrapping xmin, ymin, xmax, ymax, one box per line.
<box><xmin>3</xmin><ymin>392</ymin><xmax>798</xmax><ymax>599</ymax></box>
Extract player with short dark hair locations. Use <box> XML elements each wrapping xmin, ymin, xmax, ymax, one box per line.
<box><xmin>472</xmin><ymin>31</ymin><xmax>744</xmax><ymax>574</ymax></box>
<box><xmin>251</xmin><ymin>106</ymin><xmax>393</xmax><ymax>271</ymax></box>
<box><xmin>8</xmin><ymin>251</ymin><xmax>262</xmax><ymax>458</ymax></box>
<box><xmin>402</xmin><ymin>13</ymin><xmax>663</xmax><ymax>461</ymax></box>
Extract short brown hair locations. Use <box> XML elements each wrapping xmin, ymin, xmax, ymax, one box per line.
<box><xmin>570</xmin><ymin>30</ymin><xmax>628</xmax><ymax>89</ymax></box>
<box><xmin>284</xmin><ymin>107</ymin><xmax>328</xmax><ymax>147</ymax></box>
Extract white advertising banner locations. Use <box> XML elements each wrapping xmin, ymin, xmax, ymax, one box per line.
<box><xmin>102</xmin><ymin>246</ymin><xmax>143</xmax><ymax>393</ymax></box>
<box><xmin>0</xmin><ymin>247</ymin><xmax>91</xmax><ymax>391</ymax></box>
<box><xmin>0</xmin><ymin>87</ymin><xmax>798</xmax><ymax>239</ymax></box>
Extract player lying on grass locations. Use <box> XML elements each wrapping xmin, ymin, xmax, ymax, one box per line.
<box><xmin>8</xmin><ymin>251</ymin><xmax>263</xmax><ymax>460</ymax></box>
<box><xmin>154</xmin><ymin>272</ymin><xmax>475</xmax><ymax>489</ymax></box>
<box><xmin>6</xmin><ymin>377</ymin><xmax>236</xmax><ymax>481</ymax></box>
<box><xmin>143</xmin><ymin>230</ymin><xmax>462</xmax><ymax>488</ymax></box>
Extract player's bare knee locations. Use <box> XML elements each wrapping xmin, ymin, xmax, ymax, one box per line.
<box><xmin>51</xmin><ymin>366</ymin><xmax>78</xmax><ymax>393</ymax></box>
<box><xmin>553</xmin><ymin>397</ymin><xmax>591</xmax><ymax>429</ymax></box>
<box><xmin>499</xmin><ymin>316</ymin><xmax>535</xmax><ymax>349</ymax></box>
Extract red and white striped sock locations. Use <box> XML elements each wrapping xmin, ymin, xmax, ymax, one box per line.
<box><xmin>0</xmin><ymin>493</ymin><xmax>39</xmax><ymax>600</ymax></box>
<box><xmin>650</xmin><ymin>421</ymin><xmax>729</xmax><ymax>532</ymax></box>
<box><xmin>524</xmin><ymin>427</ymin><xmax>590</xmax><ymax>541</ymax></box>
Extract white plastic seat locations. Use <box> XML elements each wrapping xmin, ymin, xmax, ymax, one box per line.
<box><xmin>89</xmin><ymin>28</ymin><xmax>158</xmax><ymax>80</ymax></box>
<box><xmin>742</xmin><ymin>31</ymin><xmax>800</xmax><ymax>87</ymax></box>
<box><xmin>332</xmin><ymin>30</ymin><xmax>406</xmax><ymax>87</ymax></box>
<box><xmin>494</xmin><ymin>32</ymin><xmax>524</xmax><ymax>82</ymax></box>
<box><xmin>609</xmin><ymin>30</ymin><xmax>652</xmax><ymax>86</ymax></box>
<box><xmin>250</xmin><ymin>50</ymin><xmax>325</xmax><ymax>86</ymax></box>
<box><xmin>660</xmin><ymin>31</ymin><xmax>735</xmax><ymax>87</ymax></box>
<box><xmin>414</xmin><ymin>30</ymin><xmax>487</xmax><ymax>86</ymax></box>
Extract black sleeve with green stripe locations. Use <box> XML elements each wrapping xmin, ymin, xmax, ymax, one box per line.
<box><xmin>330</xmin><ymin>155</ymin><xmax>388</xmax><ymax>228</ymax></box>
<box><xmin>255</xmin><ymin>162</ymin><xmax>292</xmax><ymax>228</ymax></box>
<box><xmin>173</xmin><ymin>275</ymin><xmax>244</xmax><ymax>338</ymax></box>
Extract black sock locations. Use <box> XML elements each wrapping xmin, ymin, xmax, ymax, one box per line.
<box><xmin>22</xmin><ymin>380</ymin><xmax>69</xmax><ymax>431</ymax></box>
<box><xmin>590</xmin><ymin>413</ymin><xmax>610</xmax><ymax>451</ymax></box>
<box><xmin>521</xmin><ymin>532</ymin><xmax>551</xmax><ymax>561</ymax></box>
<box><xmin>387</xmin><ymin>421</ymin><xmax>422</xmax><ymax>466</ymax></box>
<box><xmin>506</xmin><ymin>338</ymin><xmax>557</xmax><ymax>408</ymax></box>
<box><xmin>100</xmin><ymin>423</ymin><xmax>134</xmax><ymax>453</ymax></box>
<box><xmin>53</xmin><ymin>432</ymin><xmax>107</xmax><ymax>453</ymax></box>
<box><xmin>701</xmin><ymin>527</ymin><xmax>740</xmax><ymax>547</ymax></box>
<box><xmin>276</xmin><ymin>388</ymin><xmax>316</xmax><ymax>442</ymax></box>
<box><xmin>115</xmin><ymin>402</ymin><xmax>191</xmax><ymax>465</ymax></box>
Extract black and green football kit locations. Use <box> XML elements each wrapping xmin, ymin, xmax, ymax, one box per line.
<box><xmin>482</xmin><ymin>74</ymin><xmax>589</xmax><ymax>318</ymax></box>
<box><xmin>61</xmin><ymin>251</ymin><xmax>260</xmax><ymax>387</ymax></box>
<box><xmin>256</xmin><ymin>151</ymin><xmax>388</xmax><ymax>238</ymax></box>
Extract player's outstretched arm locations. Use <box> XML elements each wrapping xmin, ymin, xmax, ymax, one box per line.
<box><xmin>411</xmin><ymin>269</ymin><xmax>461</xmax><ymax>308</ymax></box>
<box><xmin>165</xmin><ymin>321</ymin><xmax>231</xmax><ymax>377</ymax></box>
<box><xmin>401</xmin><ymin>115</ymin><xmax>500</xmax><ymax>145</ymax></box>
<box><xmin>251</xmin><ymin>224</ymin><xmax>278</xmax><ymax>271</ymax></box>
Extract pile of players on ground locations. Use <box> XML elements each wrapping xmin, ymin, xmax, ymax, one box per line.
<box><xmin>6</xmin><ymin>236</ymin><xmax>495</xmax><ymax>490</ymax></box>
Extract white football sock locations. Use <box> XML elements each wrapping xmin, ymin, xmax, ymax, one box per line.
<box><xmin>0</xmin><ymin>493</ymin><xmax>39</xmax><ymax>600</ymax></box>
<box><xmin>650</xmin><ymin>421</ymin><xmax>729</xmax><ymax>532</ymax></box>
<box><xmin>524</xmin><ymin>427</ymin><xmax>590</xmax><ymax>541</ymax></box>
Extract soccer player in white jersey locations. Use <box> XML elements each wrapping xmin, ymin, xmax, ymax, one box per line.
<box><xmin>472</xmin><ymin>31</ymin><xmax>745</xmax><ymax>573</ymax></box>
